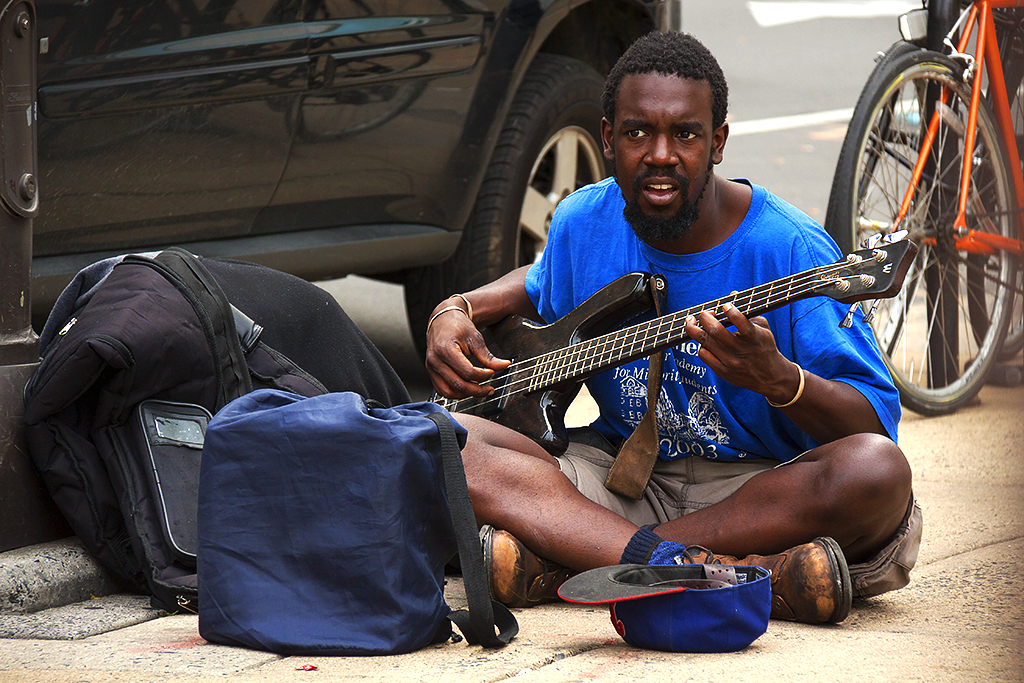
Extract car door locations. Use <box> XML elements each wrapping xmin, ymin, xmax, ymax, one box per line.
<box><xmin>34</xmin><ymin>0</ymin><xmax>308</xmax><ymax>257</ymax></box>
<box><xmin>256</xmin><ymin>0</ymin><xmax>487</xmax><ymax>239</ymax></box>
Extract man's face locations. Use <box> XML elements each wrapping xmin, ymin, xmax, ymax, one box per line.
<box><xmin>601</xmin><ymin>73</ymin><xmax>725</xmax><ymax>244</ymax></box>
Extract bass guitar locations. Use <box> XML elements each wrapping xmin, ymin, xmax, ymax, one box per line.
<box><xmin>433</xmin><ymin>239</ymin><xmax>916</xmax><ymax>455</ymax></box>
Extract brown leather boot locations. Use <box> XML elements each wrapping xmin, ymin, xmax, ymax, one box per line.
<box><xmin>681</xmin><ymin>537</ymin><xmax>852</xmax><ymax>625</ymax></box>
<box><xmin>481</xmin><ymin>525</ymin><xmax>575</xmax><ymax>607</ymax></box>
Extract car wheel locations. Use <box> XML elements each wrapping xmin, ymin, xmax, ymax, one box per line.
<box><xmin>405</xmin><ymin>54</ymin><xmax>607</xmax><ymax>357</ymax></box>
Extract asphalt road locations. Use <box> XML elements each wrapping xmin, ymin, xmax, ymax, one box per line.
<box><xmin>321</xmin><ymin>1</ymin><xmax>920</xmax><ymax>400</ymax></box>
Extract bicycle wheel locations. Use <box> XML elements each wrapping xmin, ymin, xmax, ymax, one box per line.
<box><xmin>1004</xmin><ymin>264</ymin><xmax>1023</xmax><ymax>360</ymax></box>
<box><xmin>997</xmin><ymin>42</ymin><xmax>1023</xmax><ymax>360</ymax></box>
<box><xmin>827</xmin><ymin>47</ymin><xmax>1016</xmax><ymax>415</ymax></box>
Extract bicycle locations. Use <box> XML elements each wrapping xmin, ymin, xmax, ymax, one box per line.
<box><xmin>825</xmin><ymin>0</ymin><xmax>1024</xmax><ymax>415</ymax></box>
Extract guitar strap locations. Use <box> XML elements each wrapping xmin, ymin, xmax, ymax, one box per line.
<box><xmin>603</xmin><ymin>274</ymin><xmax>666</xmax><ymax>500</ymax></box>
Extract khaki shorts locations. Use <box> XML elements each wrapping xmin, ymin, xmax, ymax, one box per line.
<box><xmin>556</xmin><ymin>440</ymin><xmax>922</xmax><ymax>598</ymax></box>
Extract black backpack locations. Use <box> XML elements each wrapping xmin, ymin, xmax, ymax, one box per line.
<box><xmin>22</xmin><ymin>248</ymin><xmax>409</xmax><ymax>611</ymax></box>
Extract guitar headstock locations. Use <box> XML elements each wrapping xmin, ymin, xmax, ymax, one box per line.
<box><xmin>822</xmin><ymin>239</ymin><xmax>917</xmax><ymax>304</ymax></box>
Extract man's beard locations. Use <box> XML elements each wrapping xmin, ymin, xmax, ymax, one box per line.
<box><xmin>621</xmin><ymin>163</ymin><xmax>711</xmax><ymax>243</ymax></box>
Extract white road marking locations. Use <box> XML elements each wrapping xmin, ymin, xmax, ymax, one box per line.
<box><xmin>748</xmin><ymin>0</ymin><xmax>919</xmax><ymax>27</ymax></box>
<box><xmin>729</xmin><ymin>107</ymin><xmax>854</xmax><ymax>136</ymax></box>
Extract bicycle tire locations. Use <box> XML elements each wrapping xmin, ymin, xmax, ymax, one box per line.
<box><xmin>404</xmin><ymin>55</ymin><xmax>606</xmax><ymax>357</ymax></box>
<box><xmin>997</xmin><ymin>31</ymin><xmax>1024</xmax><ymax>361</ymax></box>
<box><xmin>827</xmin><ymin>47</ymin><xmax>1016</xmax><ymax>415</ymax></box>
<box><xmin>827</xmin><ymin>43</ymin><xmax>921</xmax><ymax>243</ymax></box>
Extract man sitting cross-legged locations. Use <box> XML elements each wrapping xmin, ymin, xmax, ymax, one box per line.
<box><xmin>425</xmin><ymin>30</ymin><xmax>921</xmax><ymax>625</ymax></box>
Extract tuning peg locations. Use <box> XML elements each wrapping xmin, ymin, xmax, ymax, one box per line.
<box><xmin>861</xmin><ymin>228</ymin><xmax>908</xmax><ymax>250</ymax></box>
<box><xmin>863</xmin><ymin>299</ymin><xmax>883</xmax><ymax>323</ymax></box>
<box><xmin>882</xmin><ymin>229</ymin><xmax>909</xmax><ymax>244</ymax></box>
<box><xmin>840</xmin><ymin>302</ymin><xmax>858</xmax><ymax>328</ymax></box>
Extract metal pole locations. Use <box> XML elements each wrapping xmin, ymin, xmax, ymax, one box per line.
<box><xmin>0</xmin><ymin>0</ymin><xmax>37</xmax><ymax>364</ymax></box>
<box><xmin>0</xmin><ymin>0</ymin><xmax>70</xmax><ymax>552</ymax></box>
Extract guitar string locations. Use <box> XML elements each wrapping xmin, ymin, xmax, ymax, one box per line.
<box><xmin>435</xmin><ymin>265</ymin><xmax>839</xmax><ymax>414</ymax></box>
<box><xmin>437</xmin><ymin>262</ymin><xmax>853</xmax><ymax>413</ymax></box>
<box><xmin>451</xmin><ymin>264</ymin><xmax>844</xmax><ymax>412</ymax></box>
<box><xmin>437</xmin><ymin>258</ymin><xmax>877</xmax><ymax>413</ymax></box>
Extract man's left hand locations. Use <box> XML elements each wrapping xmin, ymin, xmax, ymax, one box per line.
<box><xmin>684</xmin><ymin>303</ymin><xmax>800</xmax><ymax>405</ymax></box>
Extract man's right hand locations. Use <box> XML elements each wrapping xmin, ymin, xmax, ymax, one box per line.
<box><xmin>423</xmin><ymin>266</ymin><xmax>537</xmax><ymax>399</ymax></box>
<box><xmin>424</xmin><ymin>301</ymin><xmax>510</xmax><ymax>398</ymax></box>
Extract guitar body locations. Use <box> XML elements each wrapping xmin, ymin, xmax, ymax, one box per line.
<box><xmin>449</xmin><ymin>272</ymin><xmax>657</xmax><ymax>455</ymax></box>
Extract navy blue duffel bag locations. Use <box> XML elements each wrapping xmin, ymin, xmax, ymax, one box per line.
<box><xmin>197</xmin><ymin>389</ymin><xmax>517</xmax><ymax>655</ymax></box>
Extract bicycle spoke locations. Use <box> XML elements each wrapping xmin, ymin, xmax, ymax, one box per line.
<box><xmin>837</xmin><ymin>51</ymin><xmax>1016</xmax><ymax>413</ymax></box>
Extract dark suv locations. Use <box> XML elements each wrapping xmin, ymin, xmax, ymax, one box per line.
<box><xmin>30</xmin><ymin>0</ymin><xmax>674</xmax><ymax>345</ymax></box>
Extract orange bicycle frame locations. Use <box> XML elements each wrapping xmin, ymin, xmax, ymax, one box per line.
<box><xmin>894</xmin><ymin>0</ymin><xmax>1024</xmax><ymax>256</ymax></box>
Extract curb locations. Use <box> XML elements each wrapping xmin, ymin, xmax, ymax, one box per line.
<box><xmin>0</xmin><ymin>537</ymin><xmax>121</xmax><ymax>613</ymax></box>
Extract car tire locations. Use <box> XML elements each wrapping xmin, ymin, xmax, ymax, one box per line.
<box><xmin>404</xmin><ymin>54</ymin><xmax>608</xmax><ymax>357</ymax></box>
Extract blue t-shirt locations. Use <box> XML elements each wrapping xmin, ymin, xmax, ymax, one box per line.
<box><xmin>524</xmin><ymin>177</ymin><xmax>900</xmax><ymax>463</ymax></box>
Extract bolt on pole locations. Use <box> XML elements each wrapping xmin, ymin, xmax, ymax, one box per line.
<box><xmin>0</xmin><ymin>0</ymin><xmax>68</xmax><ymax>555</ymax></box>
<box><xmin>0</xmin><ymin>0</ymin><xmax>39</xmax><ymax>365</ymax></box>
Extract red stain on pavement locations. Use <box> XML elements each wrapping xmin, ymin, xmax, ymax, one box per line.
<box><xmin>126</xmin><ymin>635</ymin><xmax>207</xmax><ymax>653</ymax></box>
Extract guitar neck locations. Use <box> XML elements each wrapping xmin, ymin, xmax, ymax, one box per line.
<box><xmin>509</xmin><ymin>263</ymin><xmax>838</xmax><ymax>393</ymax></box>
<box><xmin>434</xmin><ymin>240</ymin><xmax>914</xmax><ymax>418</ymax></box>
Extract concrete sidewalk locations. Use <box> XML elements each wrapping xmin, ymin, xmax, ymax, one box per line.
<box><xmin>1</xmin><ymin>380</ymin><xmax>1021</xmax><ymax>683</ymax></box>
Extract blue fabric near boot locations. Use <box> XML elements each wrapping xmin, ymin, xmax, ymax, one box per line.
<box><xmin>619</xmin><ymin>525</ymin><xmax>691</xmax><ymax>565</ymax></box>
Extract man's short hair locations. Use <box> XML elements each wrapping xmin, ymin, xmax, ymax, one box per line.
<box><xmin>602</xmin><ymin>31</ymin><xmax>729</xmax><ymax>130</ymax></box>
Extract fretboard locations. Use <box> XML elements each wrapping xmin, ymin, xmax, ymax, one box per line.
<box><xmin>441</xmin><ymin>262</ymin><xmax>842</xmax><ymax>413</ymax></box>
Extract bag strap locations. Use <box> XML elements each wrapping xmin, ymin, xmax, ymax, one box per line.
<box><xmin>147</xmin><ymin>248</ymin><xmax>253</xmax><ymax>408</ymax></box>
<box><xmin>427</xmin><ymin>412</ymin><xmax>519</xmax><ymax>648</ymax></box>
<box><xmin>153</xmin><ymin>248</ymin><xmax>329</xmax><ymax>400</ymax></box>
